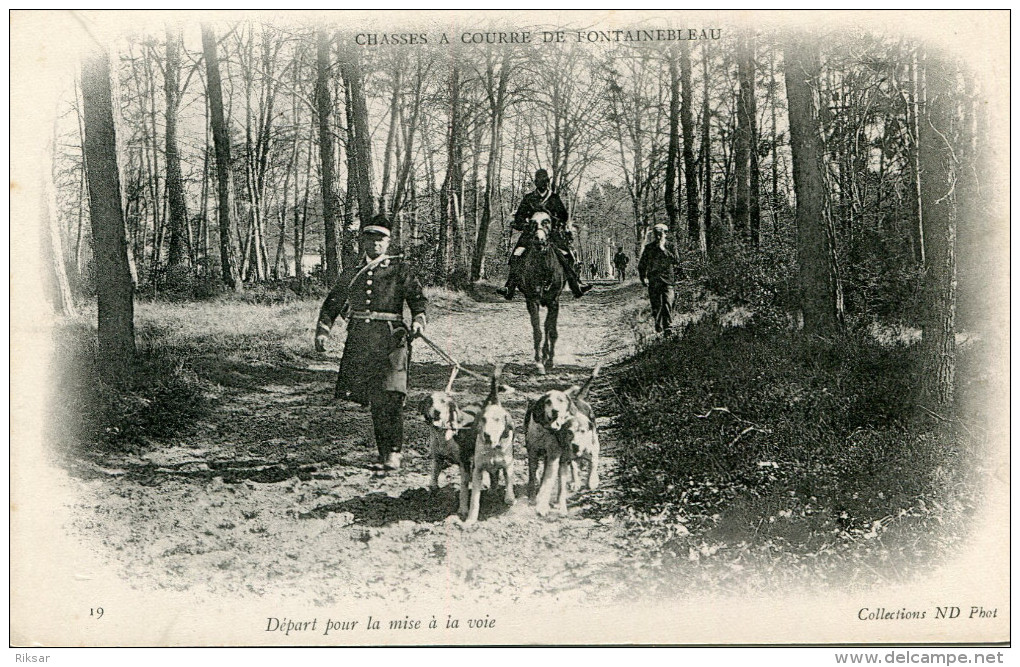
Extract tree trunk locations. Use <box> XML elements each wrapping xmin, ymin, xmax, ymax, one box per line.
<box><xmin>439</xmin><ymin>60</ymin><xmax>464</xmax><ymax>283</ymax></box>
<box><xmin>701</xmin><ymin>42</ymin><xmax>712</xmax><ymax>256</ymax></box>
<box><xmin>42</xmin><ymin>135</ymin><xmax>76</xmax><ymax>315</ymax></box>
<box><xmin>907</xmin><ymin>52</ymin><xmax>925</xmax><ymax>265</ymax></box>
<box><xmin>295</xmin><ymin>123</ymin><xmax>315</xmax><ymax>280</ymax></box>
<box><xmin>342</xmin><ymin>85</ymin><xmax>360</xmax><ymax>270</ymax></box>
<box><xmin>392</xmin><ymin>57</ymin><xmax>423</xmax><ymax>222</ymax></box>
<box><xmin>164</xmin><ymin>27</ymin><xmax>189</xmax><ymax>275</ymax></box>
<box><xmin>341</xmin><ymin>44</ymin><xmax>375</xmax><ymax>224</ymax></box>
<box><xmin>82</xmin><ymin>47</ymin><xmax>135</xmax><ymax>375</ymax></box>
<box><xmin>747</xmin><ymin>34</ymin><xmax>761</xmax><ymax>245</ymax></box>
<box><xmin>918</xmin><ymin>53</ymin><xmax>957</xmax><ymax>408</ymax></box>
<box><xmin>379</xmin><ymin>60</ymin><xmax>402</xmax><ymax>214</ymax></box>
<box><xmin>770</xmin><ymin>48</ymin><xmax>780</xmax><ymax>229</ymax></box>
<box><xmin>664</xmin><ymin>46</ymin><xmax>681</xmax><ymax>232</ymax></box>
<box><xmin>72</xmin><ymin>79</ymin><xmax>89</xmax><ymax>281</ymax></box>
<box><xmin>315</xmin><ymin>30</ymin><xmax>341</xmax><ymax>285</ymax></box>
<box><xmin>784</xmin><ymin>33</ymin><xmax>844</xmax><ymax>335</ymax></box>
<box><xmin>680</xmin><ymin>41</ymin><xmax>700</xmax><ymax>251</ymax></box>
<box><xmin>734</xmin><ymin>34</ymin><xmax>755</xmax><ymax>242</ymax></box>
<box><xmin>471</xmin><ymin>51</ymin><xmax>510</xmax><ymax>282</ymax></box>
<box><xmin>201</xmin><ymin>25</ymin><xmax>240</xmax><ymax>291</ymax></box>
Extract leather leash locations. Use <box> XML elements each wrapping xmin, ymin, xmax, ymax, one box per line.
<box><xmin>414</xmin><ymin>332</ymin><xmax>516</xmax><ymax>395</ymax></box>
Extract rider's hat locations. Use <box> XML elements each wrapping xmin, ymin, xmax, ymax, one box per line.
<box><xmin>361</xmin><ymin>214</ymin><xmax>392</xmax><ymax>237</ymax></box>
<box><xmin>534</xmin><ymin>168</ymin><xmax>549</xmax><ymax>181</ymax></box>
<box><xmin>652</xmin><ymin>223</ymin><xmax>669</xmax><ymax>233</ymax></box>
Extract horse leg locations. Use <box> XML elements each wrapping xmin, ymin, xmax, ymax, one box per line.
<box><xmin>543</xmin><ymin>300</ymin><xmax>560</xmax><ymax>370</ymax></box>
<box><xmin>526</xmin><ymin>298</ymin><xmax>545</xmax><ymax>375</ymax></box>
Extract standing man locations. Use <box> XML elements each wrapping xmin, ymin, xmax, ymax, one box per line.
<box><xmin>589</xmin><ymin>260</ymin><xmax>599</xmax><ymax>280</ymax></box>
<box><xmin>613</xmin><ymin>247</ymin><xmax>630</xmax><ymax>283</ymax></box>
<box><xmin>498</xmin><ymin>168</ymin><xmax>592</xmax><ymax>300</ymax></box>
<box><xmin>638</xmin><ymin>223</ymin><xmax>682</xmax><ymax>334</ymax></box>
<box><xmin>315</xmin><ymin>215</ymin><xmax>427</xmax><ymax>471</ymax></box>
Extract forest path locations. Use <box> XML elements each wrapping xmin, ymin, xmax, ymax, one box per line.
<box><xmin>65</xmin><ymin>280</ymin><xmax>665</xmax><ymax>606</ymax></box>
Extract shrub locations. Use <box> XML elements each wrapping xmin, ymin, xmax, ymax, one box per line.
<box><xmin>844</xmin><ymin>223</ymin><xmax>925</xmax><ymax>326</ymax></box>
<box><xmin>50</xmin><ymin>324</ymin><xmax>208</xmax><ymax>452</ymax></box>
<box><xmin>702</xmin><ymin>227</ymin><xmax>798</xmax><ymax>327</ymax></box>
<box><xmin>605</xmin><ymin>315</ymin><xmax>973</xmax><ymax>585</ymax></box>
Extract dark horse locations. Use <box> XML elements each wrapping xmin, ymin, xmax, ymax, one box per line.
<box><xmin>518</xmin><ymin>211</ymin><xmax>566</xmax><ymax>374</ymax></box>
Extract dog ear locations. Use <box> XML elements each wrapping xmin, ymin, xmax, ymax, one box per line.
<box><xmin>535</xmin><ymin>396</ymin><xmax>554</xmax><ymax>426</ymax></box>
<box><xmin>565</xmin><ymin>384</ymin><xmax>582</xmax><ymax>397</ymax></box>
<box><xmin>418</xmin><ymin>395</ymin><xmax>433</xmax><ymax>420</ymax></box>
<box><xmin>455</xmin><ymin>409</ymin><xmax>476</xmax><ymax>429</ymax></box>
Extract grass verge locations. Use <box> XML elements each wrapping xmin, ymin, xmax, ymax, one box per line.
<box><xmin>602</xmin><ymin>315</ymin><xmax>988</xmax><ymax>594</ymax></box>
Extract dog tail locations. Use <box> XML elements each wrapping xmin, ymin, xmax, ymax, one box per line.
<box><xmin>576</xmin><ymin>363</ymin><xmax>601</xmax><ymax>401</ymax></box>
<box><xmin>488</xmin><ymin>363</ymin><xmax>503</xmax><ymax>405</ymax></box>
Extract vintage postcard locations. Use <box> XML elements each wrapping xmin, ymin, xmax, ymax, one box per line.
<box><xmin>9</xmin><ymin>9</ymin><xmax>1009</xmax><ymax>648</ymax></box>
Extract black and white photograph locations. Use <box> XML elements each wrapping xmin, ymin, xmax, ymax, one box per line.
<box><xmin>9</xmin><ymin>9</ymin><xmax>1010</xmax><ymax>650</ymax></box>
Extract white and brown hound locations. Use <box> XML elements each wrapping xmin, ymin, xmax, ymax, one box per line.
<box><xmin>525</xmin><ymin>366</ymin><xmax>601</xmax><ymax>516</ymax></box>
<box><xmin>464</xmin><ymin>365</ymin><xmax>516</xmax><ymax>525</ymax></box>
<box><xmin>418</xmin><ymin>391</ymin><xmax>482</xmax><ymax>519</ymax></box>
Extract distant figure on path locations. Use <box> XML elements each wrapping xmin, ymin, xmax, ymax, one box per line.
<box><xmin>315</xmin><ymin>215</ymin><xmax>427</xmax><ymax>472</ymax></box>
<box><xmin>638</xmin><ymin>224</ymin><xmax>682</xmax><ymax>334</ymax></box>
<box><xmin>589</xmin><ymin>261</ymin><xmax>598</xmax><ymax>280</ymax></box>
<box><xmin>613</xmin><ymin>247</ymin><xmax>629</xmax><ymax>282</ymax></box>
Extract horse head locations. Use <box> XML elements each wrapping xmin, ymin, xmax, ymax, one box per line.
<box><xmin>529</xmin><ymin>211</ymin><xmax>553</xmax><ymax>245</ymax></box>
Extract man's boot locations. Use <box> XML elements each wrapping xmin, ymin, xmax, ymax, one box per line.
<box><xmin>558</xmin><ymin>250</ymin><xmax>593</xmax><ymax>298</ymax></box>
<box><xmin>497</xmin><ymin>279</ymin><xmax>516</xmax><ymax>300</ymax></box>
<box><xmin>568</xmin><ymin>273</ymin><xmax>594</xmax><ymax>298</ymax></box>
<box><xmin>498</xmin><ymin>254</ymin><xmax>523</xmax><ymax>299</ymax></box>
<box><xmin>383</xmin><ymin>452</ymin><xmax>402</xmax><ymax>471</ymax></box>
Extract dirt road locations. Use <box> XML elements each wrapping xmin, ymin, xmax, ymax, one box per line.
<box><xmin>64</xmin><ymin>281</ymin><xmax>657</xmax><ymax>605</ymax></box>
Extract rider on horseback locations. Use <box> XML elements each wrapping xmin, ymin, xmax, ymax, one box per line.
<box><xmin>498</xmin><ymin>169</ymin><xmax>593</xmax><ymax>300</ymax></box>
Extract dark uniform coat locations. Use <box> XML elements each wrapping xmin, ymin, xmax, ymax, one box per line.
<box><xmin>512</xmin><ymin>188</ymin><xmax>571</xmax><ymax>249</ymax></box>
<box><xmin>317</xmin><ymin>256</ymin><xmax>427</xmax><ymax>405</ymax></box>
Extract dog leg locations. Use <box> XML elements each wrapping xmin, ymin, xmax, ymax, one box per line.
<box><xmin>527</xmin><ymin>448</ymin><xmax>540</xmax><ymax>500</ymax></box>
<box><xmin>465</xmin><ymin>464</ymin><xmax>484</xmax><ymax>524</ymax></box>
<box><xmin>556</xmin><ymin>455</ymin><xmax>572</xmax><ymax>513</ymax></box>
<box><xmin>457</xmin><ymin>465</ymin><xmax>471</xmax><ymax>519</ymax></box>
<box><xmin>429</xmin><ymin>455</ymin><xmax>442</xmax><ymax>491</ymax></box>
<box><xmin>534</xmin><ymin>452</ymin><xmax>560</xmax><ymax>517</ymax></box>
<box><xmin>588</xmin><ymin>435</ymin><xmax>601</xmax><ymax>490</ymax></box>
<box><xmin>503</xmin><ymin>459</ymin><xmax>516</xmax><ymax>506</ymax></box>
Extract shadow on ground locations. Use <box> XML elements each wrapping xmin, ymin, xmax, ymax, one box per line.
<box><xmin>301</xmin><ymin>483</ymin><xmax>526</xmax><ymax>527</ymax></box>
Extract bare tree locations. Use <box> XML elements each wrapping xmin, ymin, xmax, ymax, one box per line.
<box><xmin>733</xmin><ymin>32</ymin><xmax>755</xmax><ymax>242</ymax></box>
<box><xmin>679</xmin><ymin>41</ymin><xmax>701</xmax><ymax>251</ymax></box>
<box><xmin>41</xmin><ymin>134</ymin><xmax>76</xmax><ymax>315</ymax></box>
<box><xmin>918</xmin><ymin>52</ymin><xmax>957</xmax><ymax>408</ymax></box>
<box><xmin>315</xmin><ymin>29</ymin><xmax>342</xmax><ymax>285</ymax></box>
<box><xmin>664</xmin><ymin>46</ymin><xmax>681</xmax><ymax>232</ymax></box>
<box><xmin>470</xmin><ymin>47</ymin><xmax>513</xmax><ymax>282</ymax></box>
<box><xmin>700</xmin><ymin>41</ymin><xmax>713</xmax><ymax>256</ymax></box>
<box><xmin>340</xmin><ymin>41</ymin><xmax>375</xmax><ymax>225</ymax></box>
<box><xmin>784</xmin><ymin>32</ymin><xmax>844</xmax><ymax>335</ymax></box>
<box><xmin>201</xmin><ymin>24</ymin><xmax>240</xmax><ymax>290</ymax></box>
<box><xmin>163</xmin><ymin>26</ymin><xmax>190</xmax><ymax>277</ymax></box>
<box><xmin>437</xmin><ymin>59</ymin><xmax>464</xmax><ymax>283</ymax></box>
<box><xmin>82</xmin><ymin>46</ymin><xmax>135</xmax><ymax>375</ymax></box>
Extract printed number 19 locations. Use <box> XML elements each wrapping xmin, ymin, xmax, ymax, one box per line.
<box><xmin>90</xmin><ymin>608</ymin><xmax>104</xmax><ymax>619</ymax></box>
